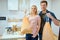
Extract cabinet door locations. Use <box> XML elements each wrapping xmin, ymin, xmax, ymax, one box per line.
<box><xmin>8</xmin><ymin>0</ymin><xmax>18</xmax><ymax>10</ymax></box>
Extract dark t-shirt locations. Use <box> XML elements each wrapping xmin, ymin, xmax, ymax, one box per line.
<box><xmin>39</xmin><ymin>10</ymin><xmax>57</xmax><ymax>33</ymax></box>
<box><xmin>40</xmin><ymin>13</ymin><xmax>46</xmax><ymax>33</ymax></box>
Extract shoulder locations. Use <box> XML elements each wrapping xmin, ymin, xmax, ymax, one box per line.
<box><xmin>48</xmin><ymin>10</ymin><xmax>57</xmax><ymax>19</ymax></box>
<box><xmin>48</xmin><ymin>11</ymin><xmax>56</xmax><ymax>17</ymax></box>
<box><xmin>36</xmin><ymin>15</ymin><xmax>41</xmax><ymax>19</ymax></box>
<box><xmin>39</xmin><ymin>11</ymin><xmax>42</xmax><ymax>16</ymax></box>
<box><xmin>47</xmin><ymin>10</ymin><xmax>55</xmax><ymax>15</ymax></box>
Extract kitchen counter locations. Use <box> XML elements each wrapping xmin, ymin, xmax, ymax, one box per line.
<box><xmin>0</xmin><ymin>32</ymin><xmax>26</xmax><ymax>40</ymax></box>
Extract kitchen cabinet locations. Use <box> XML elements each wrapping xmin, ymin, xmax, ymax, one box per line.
<box><xmin>8</xmin><ymin>0</ymin><xmax>18</xmax><ymax>10</ymax></box>
<box><xmin>19</xmin><ymin>0</ymin><xmax>30</xmax><ymax>11</ymax></box>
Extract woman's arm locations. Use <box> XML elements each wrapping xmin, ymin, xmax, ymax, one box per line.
<box><xmin>37</xmin><ymin>16</ymin><xmax>41</xmax><ymax>34</ymax></box>
<box><xmin>32</xmin><ymin>16</ymin><xmax>41</xmax><ymax>38</ymax></box>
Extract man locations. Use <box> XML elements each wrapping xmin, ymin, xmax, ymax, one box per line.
<box><xmin>39</xmin><ymin>1</ymin><xmax>60</xmax><ymax>40</ymax></box>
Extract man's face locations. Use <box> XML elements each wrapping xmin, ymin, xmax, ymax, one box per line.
<box><xmin>40</xmin><ymin>3</ymin><xmax>47</xmax><ymax>11</ymax></box>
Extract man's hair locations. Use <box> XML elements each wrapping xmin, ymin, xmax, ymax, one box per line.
<box><xmin>40</xmin><ymin>1</ymin><xmax>48</xmax><ymax>5</ymax></box>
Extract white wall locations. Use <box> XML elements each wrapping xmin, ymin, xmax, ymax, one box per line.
<box><xmin>46</xmin><ymin>0</ymin><xmax>52</xmax><ymax>11</ymax></box>
<box><xmin>0</xmin><ymin>0</ymin><xmax>8</xmax><ymax>35</ymax></box>
<box><xmin>51</xmin><ymin>0</ymin><xmax>60</xmax><ymax>19</ymax></box>
<box><xmin>51</xmin><ymin>0</ymin><xmax>60</xmax><ymax>36</ymax></box>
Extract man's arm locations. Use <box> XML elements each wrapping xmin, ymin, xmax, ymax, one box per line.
<box><xmin>46</xmin><ymin>13</ymin><xmax>60</xmax><ymax>26</ymax></box>
<box><xmin>50</xmin><ymin>16</ymin><xmax>59</xmax><ymax>26</ymax></box>
<box><xmin>32</xmin><ymin>16</ymin><xmax>41</xmax><ymax>38</ymax></box>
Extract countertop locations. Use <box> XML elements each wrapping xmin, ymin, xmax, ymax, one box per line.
<box><xmin>0</xmin><ymin>32</ymin><xmax>25</xmax><ymax>39</ymax></box>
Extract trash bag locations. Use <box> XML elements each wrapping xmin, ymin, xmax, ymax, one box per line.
<box><xmin>20</xmin><ymin>16</ymin><xmax>32</xmax><ymax>34</ymax></box>
<box><xmin>42</xmin><ymin>22</ymin><xmax>58</xmax><ymax>40</ymax></box>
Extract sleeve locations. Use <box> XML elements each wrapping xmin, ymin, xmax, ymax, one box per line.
<box><xmin>39</xmin><ymin>11</ymin><xmax>42</xmax><ymax>16</ymax></box>
<box><xmin>51</xmin><ymin>12</ymin><xmax>57</xmax><ymax>19</ymax></box>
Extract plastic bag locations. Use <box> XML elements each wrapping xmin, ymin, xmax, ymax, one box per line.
<box><xmin>42</xmin><ymin>22</ymin><xmax>58</xmax><ymax>40</ymax></box>
<box><xmin>20</xmin><ymin>16</ymin><xmax>32</xmax><ymax>34</ymax></box>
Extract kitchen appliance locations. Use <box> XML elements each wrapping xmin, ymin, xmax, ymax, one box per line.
<box><xmin>5</xmin><ymin>27</ymin><xmax>12</xmax><ymax>34</ymax></box>
<box><xmin>0</xmin><ymin>17</ymin><xmax>6</xmax><ymax>20</ymax></box>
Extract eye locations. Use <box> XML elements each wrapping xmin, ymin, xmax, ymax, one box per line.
<box><xmin>31</xmin><ymin>7</ymin><xmax>33</xmax><ymax>9</ymax></box>
<box><xmin>31</xmin><ymin>7</ymin><xmax>36</xmax><ymax>10</ymax></box>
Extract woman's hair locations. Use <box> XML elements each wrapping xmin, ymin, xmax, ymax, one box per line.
<box><xmin>30</xmin><ymin>5</ymin><xmax>37</xmax><ymax>15</ymax></box>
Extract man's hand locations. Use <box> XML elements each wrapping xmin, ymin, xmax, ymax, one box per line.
<box><xmin>46</xmin><ymin>13</ymin><xmax>53</xmax><ymax>19</ymax></box>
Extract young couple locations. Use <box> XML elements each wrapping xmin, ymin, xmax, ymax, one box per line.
<box><xmin>26</xmin><ymin>1</ymin><xmax>60</xmax><ymax>40</ymax></box>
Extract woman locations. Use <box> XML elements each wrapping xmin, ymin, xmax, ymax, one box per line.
<box><xmin>26</xmin><ymin>5</ymin><xmax>41</xmax><ymax>40</ymax></box>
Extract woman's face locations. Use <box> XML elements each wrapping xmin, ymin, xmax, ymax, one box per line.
<box><xmin>31</xmin><ymin>5</ymin><xmax>37</xmax><ymax>14</ymax></box>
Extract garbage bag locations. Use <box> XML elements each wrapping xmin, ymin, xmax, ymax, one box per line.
<box><xmin>42</xmin><ymin>22</ymin><xmax>58</xmax><ymax>40</ymax></box>
<box><xmin>21</xmin><ymin>16</ymin><xmax>32</xmax><ymax>34</ymax></box>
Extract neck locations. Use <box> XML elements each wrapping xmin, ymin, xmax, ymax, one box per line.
<box><xmin>31</xmin><ymin>13</ymin><xmax>36</xmax><ymax>16</ymax></box>
<box><xmin>42</xmin><ymin>10</ymin><xmax>46</xmax><ymax>14</ymax></box>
